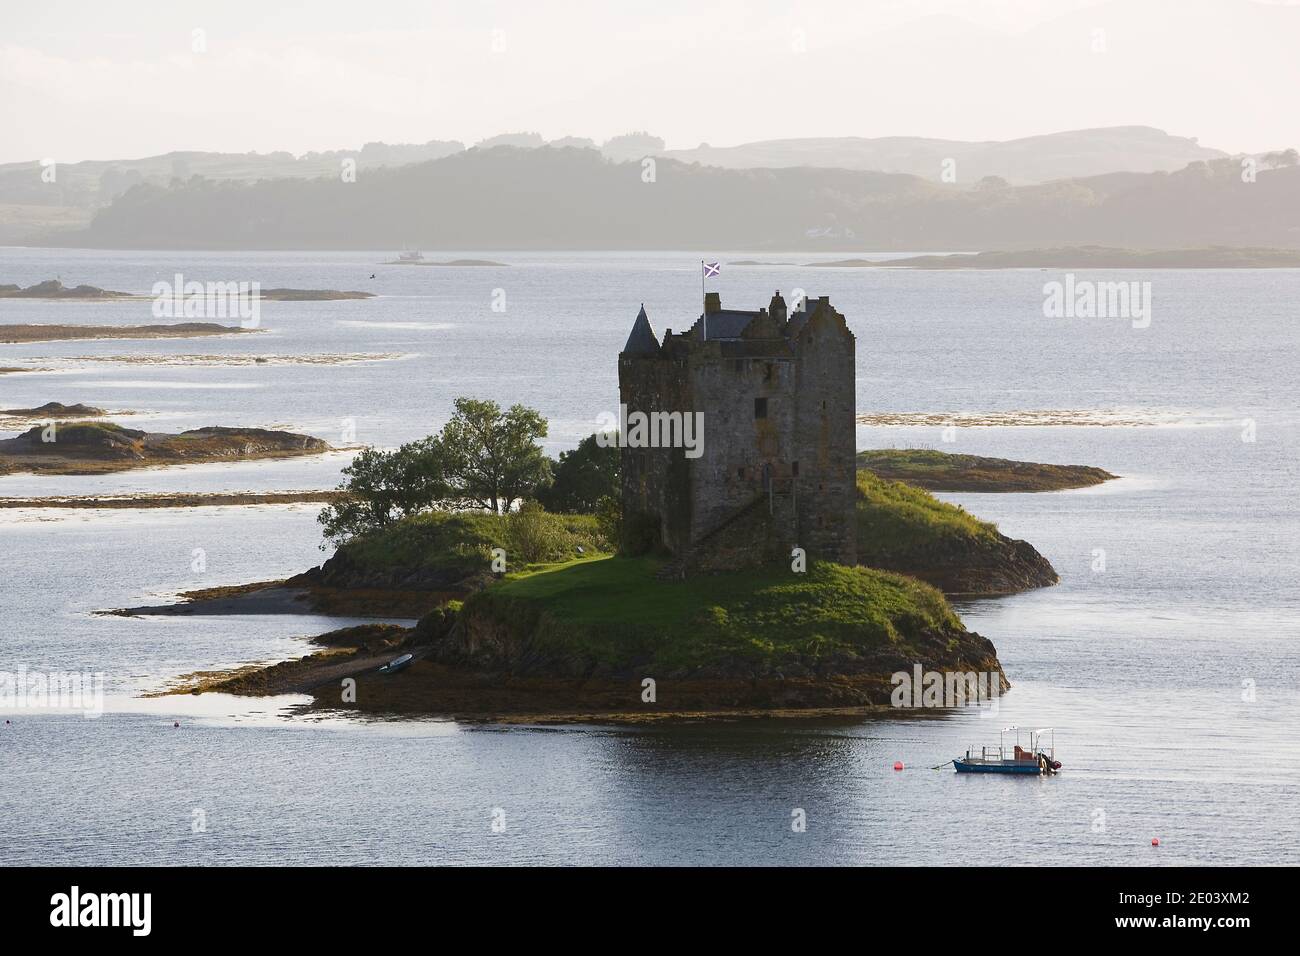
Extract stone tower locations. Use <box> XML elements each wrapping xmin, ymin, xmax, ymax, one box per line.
<box><xmin>617</xmin><ymin>292</ymin><xmax>857</xmax><ymax>574</ymax></box>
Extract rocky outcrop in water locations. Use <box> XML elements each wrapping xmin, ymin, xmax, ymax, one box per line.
<box><xmin>0</xmin><ymin>402</ymin><xmax>106</xmax><ymax>418</ymax></box>
<box><xmin>866</xmin><ymin>534</ymin><xmax>1059</xmax><ymax>596</ymax></box>
<box><xmin>0</xmin><ymin>279</ymin><xmax>133</xmax><ymax>298</ymax></box>
<box><xmin>289</xmin><ymin>546</ymin><xmax>488</xmax><ymax>594</ymax></box>
<box><xmin>0</xmin><ymin>422</ymin><xmax>330</xmax><ymax>475</ymax></box>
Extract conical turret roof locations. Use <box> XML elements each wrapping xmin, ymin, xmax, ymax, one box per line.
<box><xmin>622</xmin><ymin>304</ymin><xmax>660</xmax><ymax>355</ymax></box>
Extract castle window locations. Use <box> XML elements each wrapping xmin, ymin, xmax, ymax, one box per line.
<box><xmin>736</xmin><ymin>466</ymin><xmax>745</xmax><ymax>479</ymax></box>
<box><xmin>733</xmin><ymin>359</ymin><xmax>744</xmax><ymax>374</ymax></box>
<box><xmin>754</xmin><ymin>397</ymin><xmax>768</xmax><ymax>419</ymax></box>
<box><xmin>763</xmin><ymin>362</ymin><xmax>774</xmax><ymax>382</ymax></box>
<box><xmin>792</xmin><ymin>461</ymin><xmax>800</xmax><ymax>477</ymax></box>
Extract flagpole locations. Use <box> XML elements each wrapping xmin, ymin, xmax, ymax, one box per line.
<box><xmin>701</xmin><ymin>259</ymin><xmax>707</xmax><ymax>341</ymax></box>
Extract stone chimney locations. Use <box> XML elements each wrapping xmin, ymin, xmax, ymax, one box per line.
<box><xmin>769</xmin><ymin>290</ymin><xmax>787</xmax><ymax>324</ymax></box>
<box><xmin>704</xmin><ymin>292</ymin><xmax>721</xmax><ymax>315</ymax></box>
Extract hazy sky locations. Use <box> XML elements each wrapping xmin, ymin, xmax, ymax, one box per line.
<box><xmin>2</xmin><ymin>0</ymin><xmax>1297</xmax><ymax>164</ymax></box>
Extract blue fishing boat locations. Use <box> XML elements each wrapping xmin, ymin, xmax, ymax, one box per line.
<box><xmin>953</xmin><ymin>727</ymin><xmax>1060</xmax><ymax>775</ymax></box>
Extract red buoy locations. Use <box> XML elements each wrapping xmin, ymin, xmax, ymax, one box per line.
<box><xmin>1151</xmin><ymin>837</ymin><xmax>1160</xmax><ymax>846</ymax></box>
<box><xmin>893</xmin><ymin>761</ymin><xmax>904</xmax><ymax>771</ymax></box>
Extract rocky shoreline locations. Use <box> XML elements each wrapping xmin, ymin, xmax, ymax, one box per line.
<box><xmin>862</xmin><ymin>532</ymin><xmax>1058</xmax><ymax>595</ymax></box>
<box><xmin>133</xmin><ymin>555</ymin><xmax>1008</xmax><ymax>721</ymax></box>
<box><xmin>108</xmin><ymin>577</ymin><xmax>450</xmax><ymax>620</ymax></box>
<box><xmin>157</xmin><ymin>604</ymin><xmax>1006</xmax><ymax>722</ymax></box>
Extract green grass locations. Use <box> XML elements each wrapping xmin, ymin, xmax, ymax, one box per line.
<box><xmin>859</xmin><ymin>448</ymin><xmax>963</xmax><ymax>477</ymax></box>
<box><xmin>856</xmin><ymin>470</ymin><xmax>997</xmax><ymax>561</ymax></box>
<box><xmin>333</xmin><ymin>476</ymin><xmax>998</xmax><ymax>594</ymax></box>
<box><xmin>466</xmin><ymin>555</ymin><xmax>961</xmax><ymax>673</ymax></box>
<box><xmin>54</xmin><ymin>421</ymin><xmax>133</xmax><ymax>437</ymax></box>
<box><xmin>340</xmin><ymin>510</ymin><xmax>609</xmax><ymax>572</ymax></box>
<box><xmin>22</xmin><ymin>420</ymin><xmax>142</xmax><ymax>446</ymax></box>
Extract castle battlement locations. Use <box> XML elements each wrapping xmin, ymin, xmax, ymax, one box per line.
<box><xmin>618</xmin><ymin>292</ymin><xmax>857</xmax><ymax>574</ymax></box>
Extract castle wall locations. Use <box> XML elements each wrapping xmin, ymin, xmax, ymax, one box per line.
<box><xmin>617</xmin><ymin>352</ymin><xmax>693</xmax><ymax>554</ymax></box>
<box><xmin>687</xmin><ymin>492</ymin><xmax>797</xmax><ymax>574</ymax></box>
<box><xmin>791</xmin><ymin>311</ymin><xmax>858</xmax><ymax>565</ymax></box>
<box><xmin>687</xmin><ymin>349</ymin><xmax>797</xmax><ymax>554</ymax></box>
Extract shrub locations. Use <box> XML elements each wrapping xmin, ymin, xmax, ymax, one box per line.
<box><xmin>594</xmin><ymin>495</ymin><xmax>621</xmax><ymax>552</ymax></box>
<box><xmin>505</xmin><ymin>501</ymin><xmax>569</xmax><ymax>563</ymax></box>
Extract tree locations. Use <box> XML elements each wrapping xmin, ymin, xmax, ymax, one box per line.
<box><xmin>601</xmin><ymin>131</ymin><xmax>665</xmax><ymax>161</ymax></box>
<box><xmin>318</xmin><ymin>437</ymin><xmax>446</xmax><ymax>543</ymax></box>
<box><xmin>594</xmin><ymin>495</ymin><xmax>621</xmax><ymax>552</ymax></box>
<box><xmin>535</xmin><ymin>432</ymin><xmax>620</xmax><ymax>513</ymax></box>
<box><xmin>436</xmin><ymin>398</ymin><xmax>549</xmax><ymax>514</ymax></box>
<box><xmin>1262</xmin><ymin>148</ymin><xmax>1299</xmax><ymax>169</ymax></box>
<box><xmin>317</xmin><ymin>397</ymin><xmax>549</xmax><ymax>544</ymax></box>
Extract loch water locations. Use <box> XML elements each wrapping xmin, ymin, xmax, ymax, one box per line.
<box><xmin>2</xmin><ymin>249</ymin><xmax>1297</xmax><ymax>864</ymax></box>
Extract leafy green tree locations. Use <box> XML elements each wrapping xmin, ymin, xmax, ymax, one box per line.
<box><xmin>437</xmin><ymin>398</ymin><xmax>550</xmax><ymax>513</ymax></box>
<box><xmin>318</xmin><ymin>397</ymin><xmax>549</xmax><ymax>543</ymax></box>
<box><xmin>536</xmin><ymin>432</ymin><xmax>620</xmax><ymax>513</ymax></box>
<box><xmin>318</xmin><ymin>437</ymin><xmax>446</xmax><ymax>543</ymax></box>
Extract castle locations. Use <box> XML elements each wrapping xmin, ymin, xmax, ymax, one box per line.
<box><xmin>617</xmin><ymin>291</ymin><xmax>857</xmax><ymax>575</ymax></box>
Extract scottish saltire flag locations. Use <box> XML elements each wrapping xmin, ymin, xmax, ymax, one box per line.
<box><xmin>702</xmin><ymin>261</ymin><xmax>721</xmax><ymax>278</ymax></box>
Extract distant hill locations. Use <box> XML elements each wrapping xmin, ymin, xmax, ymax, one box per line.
<box><xmin>52</xmin><ymin>146</ymin><xmax>1300</xmax><ymax>251</ymax></box>
<box><xmin>0</xmin><ymin>140</ymin><xmax>465</xmax><ymax>200</ymax></box>
<box><xmin>659</xmin><ymin>127</ymin><xmax>1225</xmax><ymax>184</ymax></box>
<box><xmin>0</xmin><ymin>126</ymin><xmax>1255</xmax><ymax>243</ymax></box>
<box><xmin>0</xmin><ymin>141</ymin><xmax>463</xmax><ymax>242</ymax></box>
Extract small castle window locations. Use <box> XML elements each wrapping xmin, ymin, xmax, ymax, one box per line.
<box><xmin>732</xmin><ymin>359</ymin><xmax>744</xmax><ymax>374</ymax></box>
<box><xmin>754</xmin><ymin>397</ymin><xmax>768</xmax><ymax>419</ymax></box>
<box><xmin>736</xmin><ymin>467</ymin><xmax>745</xmax><ymax>479</ymax></box>
<box><xmin>763</xmin><ymin>362</ymin><xmax>774</xmax><ymax>382</ymax></box>
<box><xmin>792</xmin><ymin>461</ymin><xmax>800</xmax><ymax>476</ymax></box>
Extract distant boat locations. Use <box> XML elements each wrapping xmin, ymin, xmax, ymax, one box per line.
<box><xmin>952</xmin><ymin>727</ymin><xmax>1061</xmax><ymax>775</ymax></box>
<box><xmin>378</xmin><ymin>653</ymin><xmax>414</xmax><ymax>674</ymax></box>
<box><xmin>397</xmin><ymin>250</ymin><xmax>425</xmax><ymax>262</ymax></box>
